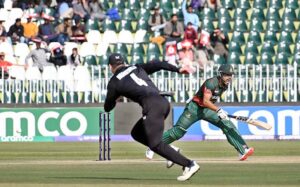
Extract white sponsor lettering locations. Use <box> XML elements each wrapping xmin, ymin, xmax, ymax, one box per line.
<box><xmin>278</xmin><ymin>110</ymin><xmax>300</xmax><ymax>136</ymax></box>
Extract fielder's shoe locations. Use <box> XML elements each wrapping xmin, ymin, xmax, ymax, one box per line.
<box><xmin>239</xmin><ymin>147</ymin><xmax>254</xmax><ymax>161</ymax></box>
<box><xmin>166</xmin><ymin>145</ymin><xmax>180</xmax><ymax>168</ymax></box>
<box><xmin>145</xmin><ymin>148</ymin><xmax>154</xmax><ymax>160</ymax></box>
<box><xmin>177</xmin><ymin>161</ymin><xmax>200</xmax><ymax>181</ymax></box>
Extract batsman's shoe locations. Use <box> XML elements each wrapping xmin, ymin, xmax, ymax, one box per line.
<box><xmin>177</xmin><ymin>161</ymin><xmax>200</xmax><ymax>181</ymax></box>
<box><xmin>145</xmin><ymin>148</ymin><xmax>154</xmax><ymax>160</ymax></box>
<box><xmin>166</xmin><ymin>145</ymin><xmax>180</xmax><ymax>168</ymax></box>
<box><xmin>239</xmin><ymin>147</ymin><xmax>254</xmax><ymax>161</ymax></box>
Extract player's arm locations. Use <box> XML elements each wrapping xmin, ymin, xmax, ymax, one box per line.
<box><xmin>104</xmin><ymin>82</ymin><xmax>120</xmax><ymax>112</ymax></box>
<box><xmin>136</xmin><ymin>60</ymin><xmax>180</xmax><ymax>74</ymax></box>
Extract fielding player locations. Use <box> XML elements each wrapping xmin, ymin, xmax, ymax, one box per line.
<box><xmin>104</xmin><ymin>53</ymin><xmax>200</xmax><ymax>181</ymax></box>
<box><xmin>146</xmin><ymin>64</ymin><xmax>254</xmax><ymax>166</ymax></box>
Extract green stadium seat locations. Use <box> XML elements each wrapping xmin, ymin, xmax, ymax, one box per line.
<box><xmin>131</xmin><ymin>43</ymin><xmax>145</xmax><ymax>55</ymax></box>
<box><xmin>202</xmin><ymin>18</ymin><xmax>215</xmax><ymax>32</ymax></box>
<box><xmin>113</xmin><ymin>0</ymin><xmax>126</xmax><ymax>9</ymax></box>
<box><xmin>260</xmin><ymin>52</ymin><xmax>274</xmax><ymax>64</ymax></box>
<box><xmin>231</xmin><ymin>31</ymin><xmax>245</xmax><ymax>44</ymax></box>
<box><xmin>286</xmin><ymin>0</ymin><xmax>299</xmax><ymax>9</ymax></box>
<box><xmin>249</xmin><ymin>18</ymin><xmax>264</xmax><ymax>32</ymax></box>
<box><xmin>217</xmin><ymin>8</ymin><xmax>232</xmax><ymax>20</ymax></box>
<box><xmin>102</xmin><ymin>0</ymin><xmax>110</xmax><ymax>9</ymax></box>
<box><xmin>281</xmin><ymin>19</ymin><xmax>295</xmax><ymax>32</ymax></box>
<box><xmin>282</xmin><ymin>8</ymin><xmax>297</xmax><ymax>20</ymax></box>
<box><xmin>84</xmin><ymin>55</ymin><xmax>97</xmax><ymax>65</ymax></box>
<box><xmin>127</xmin><ymin>0</ymin><xmax>141</xmax><ymax>9</ymax></box>
<box><xmin>275</xmin><ymin>53</ymin><xmax>290</xmax><ymax>64</ymax></box>
<box><xmin>221</xmin><ymin>0</ymin><xmax>235</xmax><ymax>9</ymax></box>
<box><xmin>248</xmin><ymin>31</ymin><xmax>262</xmax><ymax>45</ymax></box>
<box><xmin>264</xmin><ymin>30</ymin><xmax>278</xmax><ymax>44</ymax></box>
<box><xmin>236</xmin><ymin>0</ymin><xmax>251</xmax><ymax>9</ymax></box>
<box><xmin>266</xmin><ymin>7</ymin><xmax>280</xmax><ymax>20</ymax></box>
<box><xmin>277</xmin><ymin>42</ymin><xmax>292</xmax><ymax>56</ymax></box>
<box><xmin>137</xmin><ymin>8</ymin><xmax>151</xmax><ymax>21</ymax></box>
<box><xmin>160</xmin><ymin>0</ymin><xmax>173</xmax><ymax>12</ymax></box>
<box><xmin>269</xmin><ymin>0</ymin><xmax>283</xmax><ymax>9</ymax></box>
<box><xmin>227</xmin><ymin>52</ymin><xmax>242</xmax><ymax>64</ymax></box>
<box><xmin>213</xmin><ymin>54</ymin><xmax>226</xmax><ymax>64</ymax></box>
<box><xmin>130</xmin><ymin>53</ymin><xmax>145</xmax><ymax>64</ymax></box>
<box><xmin>279</xmin><ymin>31</ymin><xmax>294</xmax><ymax>44</ymax></box>
<box><xmin>136</xmin><ymin>19</ymin><xmax>149</xmax><ymax>31</ymax></box>
<box><xmin>266</xmin><ymin>20</ymin><xmax>280</xmax><ymax>32</ymax></box>
<box><xmin>244</xmin><ymin>52</ymin><xmax>259</xmax><ymax>64</ymax></box>
<box><xmin>147</xmin><ymin>43</ymin><xmax>161</xmax><ymax>55</ymax></box>
<box><xmin>100</xmin><ymin>19</ymin><xmax>117</xmax><ymax>32</ymax></box>
<box><xmin>147</xmin><ymin>52</ymin><xmax>161</xmax><ymax>61</ymax></box>
<box><xmin>85</xmin><ymin>19</ymin><xmax>99</xmax><ymax>31</ymax></box>
<box><xmin>292</xmin><ymin>53</ymin><xmax>300</xmax><ymax>63</ymax></box>
<box><xmin>261</xmin><ymin>41</ymin><xmax>275</xmax><ymax>55</ymax></box>
<box><xmin>118</xmin><ymin>20</ymin><xmax>133</xmax><ymax>32</ymax></box>
<box><xmin>253</xmin><ymin>0</ymin><xmax>267</xmax><ymax>8</ymax></box>
<box><xmin>98</xmin><ymin>54</ymin><xmax>109</xmax><ymax>64</ymax></box>
<box><xmin>251</xmin><ymin>8</ymin><xmax>265</xmax><ymax>20</ymax></box>
<box><xmin>244</xmin><ymin>42</ymin><xmax>259</xmax><ymax>55</ymax></box>
<box><xmin>234</xmin><ymin>8</ymin><xmax>248</xmax><ymax>19</ymax></box>
<box><xmin>113</xmin><ymin>43</ymin><xmax>128</xmax><ymax>55</ymax></box>
<box><xmin>203</xmin><ymin>7</ymin><xmax>216</xmax><ymax>20</ymax></box>
<box><xmin>234</xmin><ymin>18</ymin><xmax>248</xmax><ymax>32</ymax></box>
<box><xmin>294</xmin><ymin>43</ymin><xmax>300</xmax><ymax>54</ymax></box>
<box><xmin>217</xmin><ymin>17</ymin><xmax>231</xmax><ymax>32</ymax></box>
<box><xmin>144</xmin><ymin>0</ymin><xmax>156</xmax><ymax>9</ymax></box>
<box><xmin>121</xmin><ymin>8</ymin><xmax>136</xmax><ymax>20</ymax></box>
<box><xmin>43</xmin><ymin>7</ymin><xmax>56</xmax><ymax>17</ymax></box>
<box><xmin>229</xmin><ymin>41</ymin><xmax>243</xmax><ymax>54</ymax></box>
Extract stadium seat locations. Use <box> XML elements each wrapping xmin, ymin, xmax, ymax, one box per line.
<box><xmin>84</xmin><ymin>55</ymin><xmax>98</xmax><ymax>65</ymax></box>
<box><xmin>203</xmin><ymin>8</ymin><xmax>216</xmax><ymax>20</ymax></box>
<box><xmin>261</xmin><ymin>41</ymin><xmax>275</xmax><ymax>55</ymax></box>
<box><xmin>64</xmin><ymin>42</ymin><xmax>79</xmax><ymax>57</ymax></box>
<box><xmin>221</xmin><ymin>0</ymin><xmax>235</xmax><ymax>9</ymax></box>
<box><xmin>118</xmin><ymin>30</ymin><xmax>134</xmax><ymax>44</ymax></box>
<box><xmin>0</xmin><ymin>9</ymin><xmax>9</xmax><ymax>21</ymax></box>
<box><xmin>130</xmin><ymin>53</ymin><xmax>145</xmax><ymax>64</ymax></box>
<box><xmin>279</xmin><ymin>31</ymin><xmax>294</xmax><ymax>44</ymax></box>
<box><xmin>74</xmin><ymin>66</ymin><xmax>92</xmax><ymax>103</ymax></box>
<box><xmin>160</xmin><ymin>0</ymin><xmax>173</xmax><ymax>12</ymax></box>
<box><xmin>231</xmin><ymin>31</ymin><xmax>245</xmax><ymax>44</ymax></box>
<box><xmin>134</xmin><ymin>29</ymin><xmax>150</xmax><ymax>43</ymax></box>
<box><xmin>248</xmin><ymin>31</ymin><xmax>262</xmax><ymax>45</ymax></box>
<box><xmin>281</xmin><ymin>19</ymin><xmax>295</xmax><ymax>32</ymax></box>
<box><xmin>275</xmin><ymin>53</ymin><xmax>290</xmax><ymax>64</ymax></box>
<box><xmin>136</xmin><ymin>19</ymin><xmax>149</xmax><ymax>31</ymax></box>
<box><xmin>121</xmin><ymin>8</ymin><xmax>136</xmax><ymax>20</ymax></box>
<box><xmin>269</xmin><ymin>0</ymin><xmax>283</xmax><ymax>9</ymax></box>
<box><xmin>127</xmin><ymin>0</ymin><xmax>141</xmax><ymax>9</ymax></box>
<box><xmin>118</xmin><ymin>20</ymin><xmax>134</xmax><ymax>32</ymax></box>
<box><xmin>131</xmin><ymin>43</ymin><xmax>145</xmax><ymax>55</ymax></box>
<box><xmin>266</xmin><ymin>19</ymin><xmax>280</xmax><ymax>31</ymax></box>
<box><xmin>217</xmin><ymin>17</ymin><xmax>231</xmax><ymax>32</ymax></box>
<box><xmin>96</xmin><ymin>42</ymin><xmax>110</xmax><ymax>56</ymax></box>
<box><xmin>292</xmin><ymin>53</ymin><xmax>300</xmax><ymax>63</ymax></box>
<box><xmin>244</xmin><ymin>42</ymin><xmax>259</xmax><ymax>55</ymax></box>
<box><xmin>113</xmin><ymin>43</ymin><xmax>128</xmax><ymax>55</ymax></box>
<box><xmin>113</xmin><ymin>0</ymin><xmax>126</xmax><ymax>9</ymax></box>
<box><xmin>236</xmin><ymin>0</ymin><xmax>251</xmax><ymax>9</ymax></box>
<box><xmin>101</xmin><ymin>19</ymin><xmax>117</xmax><ymax>32</ymax></box>
<box><xmin>57</xmin><ymin>65</ymin><xmax>76</xmax><ymax>103</ymax></box>
<box><xmin>253</xmin><ymin>0</ymin><xmax>267</xmax><ymax>8</ymax></box>
<box><xmin>234</xmin><ymin>8</ymin><xmax>248</xmax><ymax>20</ymax></box>
<box><xmin>86</xmin><ymin>30</ymin><xmax>101</xmax><ymax>44</ymax></box>
<box><xmin>266</xmin><ymin>7</ymin><xmax>280</xmax><ymax>20</ymax></box>
<box><xmin>85</xmin><ymin>19</ymin><xmax>99</xmax><ymax>31</ymax></box>
<box><xmin>234</xmin><ymin>18</ymin><xmax>248</xmax><ymax>32</ymax></box>
<box><xmin>137</xmin><ymin>8</ymin><xmax>151</xmax><ymax>21</ymax></box>
<box><xmin>227</xmin><ymin>52</ymin><xmax>242</xmax><ymax>64</ymax></box>
<box><xmin>8</xmin><ymin>8</ymin><xmax>23</xmax><ymax>20</ymax></box>
<box><xmin>0</xmin><ymin>42</ymin><xmax>14</xmax><ymax>56</ymax></box>
<box><xmin>251</xmin><ymin>8</ymin><xmax>266</xmax><ymax>20</ymax></box>
<box><xmin>25</xmin><ymin>66</ymin><xmax>42</xmax><ymax>103</ymax></box>
<box><xmin>286</xmin><ymin>0</ymin><xmax>299</xmax><ymax>9</ymax></box>
<box><xmin>264</xmin><ymin>30</ymin><xmax>278</xmax><ymax>44</ymax></box>
<box><xmin>102</xmin><ymin>30</ymin><xmax>118</xmax><ymax>44</ymax></box>
<box><xmin>79</xmin><ymin>42</ymin><xmax>96</xmax><ymax>57</ymax></box>
<box><xmin>217</xmin><ymin>8</ymin><xmax>232</xmax><ymax>20</ymax></box>
<box><xmin>202</xmin><ymin>18</ymin><xmax>215</xmax><ymax>32</ymax></box>
<box><xmin>14</xmin><ymin>43</ymin><xmax>30</xmax><ymax>58</ymax></box>
<box><xmin>249</xmin><ymin>18</ymin><xmax>264</xmax><ymax>32</ymax></box>
<box><xmin>260</xmin><ymin>52</ymin><xmax>274</xmax><ymax>64</ymax></box>
<box><xmin>147</xmin><ymin>43</ymin><xmax>161</xmax><ymax>55</ymax></box>
<box><xmin>282</xmin><ymin>8</ymin><xmax>297</xmax><ymax>20</ymax></box>
<box><xmin>229</xmin><ymin>41</ymin><xmax>243</xmax><ymax>54</ymax></box>
<box><xmin>277</xmin><ymin>42</ymin><xmax>292</xmax><ymax>56</ymax></box>
<box><xmin>213</xmin><ymin>54</ymin><xmax>226</xmax><ymax>64</ymax></box>
<box><xmin>42</xmin><ymin>66</ymin><xmax>58</xmax><ymax>103</ymax></box>
<box><xmin>143</xmin><ymin>0</ymin><xmax>156</xmax><ymax>9</ymax></box>
<box><xmin>146</xmin><ymin>52</ymin><xmax>161</xmax><ymax>62</ymax></box>
<box><xmin>244</xmin><ymin>52</ymin><xmax>259</xmax><ymax>64</ymax></box>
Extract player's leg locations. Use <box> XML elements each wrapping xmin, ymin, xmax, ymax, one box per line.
<box><xmin>162</xmin><ymin>101</ymin><xmax>200</xmax><ymax>144</ymax></box>
<box><xmin>201</xmin><ymin>108</ymin><xmax>254</xmax><ymax>159</ymax></box>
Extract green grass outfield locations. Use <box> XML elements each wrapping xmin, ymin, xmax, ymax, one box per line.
<box><xmin>0</xmin><ymin>141</ymin><xmax>300</xmax><ymax>187</ymax></box>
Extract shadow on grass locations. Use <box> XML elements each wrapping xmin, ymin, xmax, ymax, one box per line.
<box><xmin>49</xmin><ymin>176</ymin><xmax>173</xmax><ymax>181</ymax></box>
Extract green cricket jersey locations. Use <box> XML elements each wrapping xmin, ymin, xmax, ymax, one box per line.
<box><xmin>192</xmin><ymin>76</ymin><xmax>228</xmax><ymax>107</ymax></box>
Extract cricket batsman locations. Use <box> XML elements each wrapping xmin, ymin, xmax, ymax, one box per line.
<box><xmin>146</xmin><ymin>64</ymin><xmax>254</xmax><ymax>166</ymax></box>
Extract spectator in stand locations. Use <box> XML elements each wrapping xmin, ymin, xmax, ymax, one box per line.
<box><xmin>210</xmin><ymin>28</ymin><xmax>229</xmax><ymax>58</ymax></box>
<box><xmin>88</xmin><ymin>0</ymin><xmax>106</xmax><ymax>21</ymax></box>
<box><xmin>22</xmin><ymin>16</ymin><xmax>39</xmax><ymax>43</ymax></box>
<box><xmin>195</xmin><ymin>29</ymin><xmax>214</xmax><ymax>69</ymax></box>
<box><xmin>182</xmin><ymin>0</ymin><xmax>200</xmax><ymax>31</ymax></box>
<box><xmin>72</xmin><ymin>0</ymin><xmax>90</xmax><ymax>23</ymax></box>
<box><xmin>38</xmin><ymin>16</ymin><xmax>58</xmax><ymax>44</ymax></box>
<box><xmin>178</xmin><ymin>40</ymin><xmax>196</xmax><ymax>73</ymax></box>
<box><xmin>58</xmin><ymin>0</ymin><xmax>74</xmax><ymax>19</ymax></box>
<box><xmin>0</xmin><ymin>51</ymin><xmax>26</xmax><ymax>79</ymax></box>
<box><xmin>205</xmin><ymin>0</ymin><xmax>221</xmax><ymax>11</ymax></box>
<box><xmin>190</xmin><ymin>0</ymin><xmax>205</xmax><ymax>10</ymax></box>
<box><xmin>7</xmin><ymin>18</ymin><xmax>25</xmax><ymax>44</ymax></box>
<box><xmin>49</xmin><ymin>45</ymin><xmax>67</xmax><ymax>66</ymax></box>
<box><xmin>70</xmin><ymin>19</ymin><xmax>86</xmax><ymax>42</ymax></box>
<box><xmin>148</xmin><ymin>6</ymin><xmax>166</xmax><ymax>33</ymax></box>
<box><xmin>0</xmin><ymin>20</ymin><xmax>7</xmax><ymax>42</ymax></box>
<box><xmin>184</xmin><ymin>22</ymin><xmax>198</xmax><ymax>46</ymax></box>
<box><xmin>25</xmin><ymin>37</ymin><xmax>53</xmax><ymax>72</ymax></box>
<box><xmin>67</xmin><ymin>47</ymin><xmax>81</xmax><ymax>67</ymax></box>
<box><xmin>164</xmin><ymin>14</ymin><xmax>184</xmax><ymax>43</ymax></box>
<box><xmin>55</xmin><ymin>17</ymin><xmax>73</xmax><ymax>45</ymax></box>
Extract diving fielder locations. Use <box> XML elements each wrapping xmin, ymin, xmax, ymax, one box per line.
<box><xmin>146</xmin><ymin>64</ymin><xmax>254</xmax><ymax>165</ymax></box>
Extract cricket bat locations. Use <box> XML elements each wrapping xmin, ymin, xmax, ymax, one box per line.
<box><xmin>228</xmin><ymin>115</ymin><xmax>272</xmax><ymax>130</ymax></box>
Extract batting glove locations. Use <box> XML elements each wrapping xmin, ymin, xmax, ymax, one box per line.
<box><xmin>217</xmin><ymin>108</ymin><xmax>229</xmax><ymax>120</ymax></box>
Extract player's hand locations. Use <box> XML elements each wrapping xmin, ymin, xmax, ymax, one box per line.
<box><xmin>217</xmin><ymin>108</ymin><xmax>229</xmax><ymax>120</ymax></box>
<box><xmin>179</xmin><ymin>64</ymin><xmax>196</xmax><ymax>74</ymax></box>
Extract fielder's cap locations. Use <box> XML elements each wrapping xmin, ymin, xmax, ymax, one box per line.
<box><xmin>108</xmin><ymin>53</ymin><xmax>125</xmax><ymax>65</ymax></box>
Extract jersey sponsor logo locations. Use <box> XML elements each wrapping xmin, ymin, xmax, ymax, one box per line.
<box><xmin>116</xmin><ymin>66</ymin><xmax>137</xmax><ymax>80</ymax></box>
